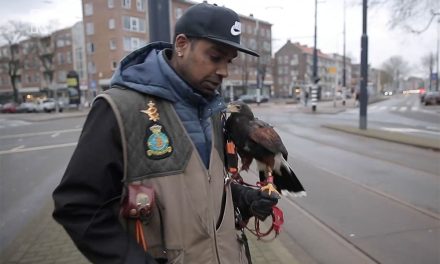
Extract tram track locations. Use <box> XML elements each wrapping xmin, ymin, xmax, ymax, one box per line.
<box><xmin>274</xmin><ymin>124</ymin><xmax>440</xmax><ymax>221</ymax></box>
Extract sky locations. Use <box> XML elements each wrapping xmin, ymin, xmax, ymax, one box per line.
<box><xmin>0</xmin><ymin>0</ymin><xmax>438</xmax><ymax>77</ymax></box>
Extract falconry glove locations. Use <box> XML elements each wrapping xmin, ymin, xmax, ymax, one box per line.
<box><xmin>231</xmin><ymin>183</ymin><xmax>279</xmax><ymax>221</ymax></box>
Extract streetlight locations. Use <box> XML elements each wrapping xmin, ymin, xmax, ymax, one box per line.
<box><xmin>359</xmin><ymin>0</ymin><xmax>368</xmax><ymax>130</ymax></box>
<box><xmin>311</xmin><ymin>0</ymin><xmax>319</xmax><ymax>112</ymax></box>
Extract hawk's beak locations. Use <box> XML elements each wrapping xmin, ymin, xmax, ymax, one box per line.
<box><xmin>226</xmin><ymin>104</ymin><xmax>239</xmax><ymax>113</ymax></box>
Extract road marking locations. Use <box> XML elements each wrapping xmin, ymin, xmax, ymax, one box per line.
<box><xmin>0</xmin><ymin>142</ymin><xmax>77</xmax><ymax>155</ymax></box>
<box><xmin>0</xmin><ymin>128</ymin><xmax>81</xmax><ymax>140</ymax></box>
<box><xmin>51</xmin><ymin>132</ymin><xmax>60</xmax><ymax>138</ymax></box>
<box><xmin>10</xmin><ymin>145</ymin><xmax>25</xmax><ymax>151</ymax></box>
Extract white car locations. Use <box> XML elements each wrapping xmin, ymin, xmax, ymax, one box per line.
<box><xmin>36</xmin><ymin>99</ymin><xmax>64</xmax><ymax>112</ymax></box>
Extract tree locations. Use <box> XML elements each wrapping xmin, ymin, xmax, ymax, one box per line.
<box><xmin>371</xmin><ymin>0</ymin><xmax>439</xmax><ymax>32</ymax></box>
<box><xmin>0</xmin><ymin>21</ymin><xmax>30</xmax><ymax>103</ymax></box>
<box><xmin>381</xmin><ymin>56</ymin><xmax>410</xmax><ymax>90</ymax></box>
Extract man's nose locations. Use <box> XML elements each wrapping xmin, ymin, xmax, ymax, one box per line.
<box><xmin>216</xmin><ymin>63</ymin><xmax>229</xmax><ymax>78</ymax></box>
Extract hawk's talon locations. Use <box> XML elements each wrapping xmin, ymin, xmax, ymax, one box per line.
<box><xmin>260</xmin><ymin>183</ymin><xmax>281</xmax><ymax>198</ymax></box>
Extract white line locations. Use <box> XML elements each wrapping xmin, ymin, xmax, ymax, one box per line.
<box><xmin>10</xmin><ymin>145</ymin><xmax>25</xmax><ymax>151</ymax></box>
<box><xmin>0</xmin><ymin>142</ymin><xmax>77</xmax><ymax>155</ymax></box>
<box><xmin>51</xmin><ymin>132</ymin><xmax>60</xmax><ymax>138</ymax></box>
<box><xmin>398</xmin><ymin>106</ymin><xmax>407</xmax><ymax>112</ymax></box>
<box><xmin>0</xmin><ymin>128</ymin><xmax>81</xmax><ymax>140</ymax></box>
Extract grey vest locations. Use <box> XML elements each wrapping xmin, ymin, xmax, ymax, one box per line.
<box><xmin>97</xmin><ymin>88</ymin><xmax>248</xmax><ymax>264</ymax></box>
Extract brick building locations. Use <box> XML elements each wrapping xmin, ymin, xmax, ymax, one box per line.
<box><xmin>273</xmin><ymin>40</ymin><xmax>353</xmax><ymax>100</ymax></box>
<box><xmin>81</xmin><ymin>0</ymin><xmax>272</xmax><ymax>100</ymax></box>
<box><xmin>0</xmin><ymin>24</ymin><xmax>86</xmax><ymax>104</ymax></box>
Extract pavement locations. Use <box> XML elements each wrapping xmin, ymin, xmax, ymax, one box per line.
<box><xmin>1</xmin><ymin>97</ymin><xmax>439</xmax><ymax>264</ymax></box>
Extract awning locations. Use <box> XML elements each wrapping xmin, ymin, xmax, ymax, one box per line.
<box><xmin>18</xmin><ymin>87</ymin><xmax>40</xmax><ymax>93</ymax></box>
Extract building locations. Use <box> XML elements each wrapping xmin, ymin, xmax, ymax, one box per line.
<box><xmin>273</xmin><ymin>40</ymin><xmax>337</xmax><ymax>99</ymax></box>
<box><xmin>0</xmin><ymin>24</ymin><xmax>86</xmax><ymax>104</ymax></box>
<box><xmin>81</xmin><ymin>0</ymin><xmax>271</xmax><ymax>100</ymax></box>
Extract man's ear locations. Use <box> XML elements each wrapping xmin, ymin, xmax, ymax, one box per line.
<box><xmin>174</xmin><ymin>34</ymin><xmax>190</xmax><ymax>55</ymax></box>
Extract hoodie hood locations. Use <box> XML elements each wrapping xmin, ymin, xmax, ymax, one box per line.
<box><xmin>110</xmin><ymin>42</ymin><xmax>226</xmax><ymax>116</ymax></box>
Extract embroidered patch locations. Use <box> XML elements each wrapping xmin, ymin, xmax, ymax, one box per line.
<box><xmin>141</xmin><ymin>100</ymin><xmax>173</xmax><ymax>159</ymax></box>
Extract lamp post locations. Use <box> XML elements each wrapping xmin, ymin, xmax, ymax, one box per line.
<box><xmin>148</xmin><ymin>0</ymin><xmax>171</xmax><ymax>42</ymax></box>
<box><xmin>359</xmin><ymin>0</ymin><xmax>368</xmax><ymax>130</ymax></box>
<box><xmin>311</xmin><ymin>0</ymin><xmax>319</xmax><ymax>112</ymax></box>
<box><xmin>342</xmin><ymin>0</ymin><xmax>347</xmax><ymax>94</ymax></box>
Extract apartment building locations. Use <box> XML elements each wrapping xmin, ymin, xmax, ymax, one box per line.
<box><xmin>82</xmin><ymin>0</ymin><xmax>272</xmax><ymax>99</ymax></box>
<box><xmin>273</xmin><ymin>40</ymin><xmax>352</xmax><ymax>99</ymax></box>
<box><xmin>0</xmin><ymin>24</ymin><xmax>87</xmax><ymax>103</ymax></box>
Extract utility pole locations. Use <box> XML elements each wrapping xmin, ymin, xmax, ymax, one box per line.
<box><xmin>359</xmin><ymin>0</ymin><xmax>368</xmax><ymax>130</ymax></box>
<box><xmin>311</xmin><ymin>0</ymin><xmax>319</xmax><ymax>112</ymax></box>
<box><xmin>436</xmin><ymin>14</ymin><xmax>439</xmax><ymax>91</ymax></box>
<box><xmin>342</xmin><ymin>0</ymin><xmax>347</xmax><ymax>94</ymax></box>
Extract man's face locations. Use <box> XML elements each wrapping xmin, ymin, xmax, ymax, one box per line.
<box><xmin>174</xmin><ymin>36</ymin><xmax>238</xmax><ymax>98</ymax></box>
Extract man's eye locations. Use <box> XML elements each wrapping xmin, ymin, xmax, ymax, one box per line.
<box><xmin>210</xmin><ymin>56</ymin><xmax>221</xmax><ymax>63</ymax></box>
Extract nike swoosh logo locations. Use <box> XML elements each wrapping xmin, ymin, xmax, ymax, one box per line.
<box><xmin>231</xmin><ymin>27</ymin><xmax>240</xmax><ymax>36</ymax></box>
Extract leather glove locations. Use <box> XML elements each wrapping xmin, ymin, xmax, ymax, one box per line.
<box><xmin>231</xmin><ymin>183</ymin><xmax>279</xmax><ymax>221</ymax></box>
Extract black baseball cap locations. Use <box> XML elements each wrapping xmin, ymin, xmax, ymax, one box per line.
<box><xmin>174</xmin><ymin>3</ymin><xmax>259</xmax><ymax>57</ymax></box>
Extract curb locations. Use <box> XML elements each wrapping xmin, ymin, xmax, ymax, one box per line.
<box><xmin>322</xmin><ymin>124</ymin><xmax>440</xmax><ymax>151</ymax></box>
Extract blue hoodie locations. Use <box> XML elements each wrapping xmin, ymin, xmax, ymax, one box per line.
<box><xmin>110</xmin><ymin>42</ymin><xmax>226</xmax><ymax>168</ymax></box>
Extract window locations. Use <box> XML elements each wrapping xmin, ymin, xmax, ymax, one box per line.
<box><xmin>175</xmin><ymin>8</ymin><xmax>183</xmax><ymax>19</ymax></box>
<box><xmin>108</xmin><ymin>0</ymin><xmax>114</xmax><ymax>8</ymax></box>
<box><xmin>66</xmin><ymin>51</ymin><xmax>72</xmax><ymax>64</ymax></box>
<box><xmin>88</xmin><ymin>61</ymin><xmax>96</xmax><ymax>74</ymax></box>
<box><xmin>108</xmin><ymin>18</ymin><xmax>115</xmax><ymax>29</ymax></box>
<box><xmin>131</xmin><ymin>37</ymin><xmax>140</xmax><ymax>50</ymax></box>
<box><xmin>56</xmin><ymin>39</ymin><xmax>65</xmax><ymax>48</ymax></box>
<box><xmin>122</xmin><ymin>0</ymin><xmax>131</xmax><ymax>9</ymax></box>
<box><xmin>87</xmin><ymin>42</ymin><xmax>95</xmax><ymax>54</ymax></box>
<box><xmin>122</xmin><ymin>16</ymin><xmax>145</xmax><ymax>32</ymax></box>
<box><xmin>111</xmin><ymin>61</ymin><xmax>118</xmax><ymax>69</ymax></box>
<box><xmin>58</xmin><ymin>70</ymin><xmax>67</xmax><ymax>82</ymax></box>
<box><xmin>136</xmin><ymin>0</ymin><xmax>144</xmax><ymax>11</ymax></box>
<box><xmin>58</xmin><ymin>53</ymin><xmax>65</xmax><ymax>65</ymax></box>
<box><xmin>123</xmin><ymin>37</ymin><xmax>145</xmax><ymax>51</ymax></box>
<box><xmin>86</xmin><ymin>22</ymin><xmax>94</xmax><ymax>35</ymax></box>
<box><xmin>109</xmin><ymin>39</ymin><xmax>117</xmax><ymax>50</ymax></box>
<box><xmin>131</xmin><ymin>17</ymin><xmax>139</xmax><ymax>31</ymax></box>
<box><xmin>84</xmin><ymin>3</ymin><xmax>93</xmax><ymax>16</ymax></box>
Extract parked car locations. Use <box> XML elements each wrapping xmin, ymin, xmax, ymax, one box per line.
<box><xmin>1</xmin><ymin>102</ymin><xmax>18</xmax><ymax>113</ymax></box>
<box><xmin>238</xmin><ymin>94</ymin><xmax>269</xmax><ymax>103</ymax></box>
<box><xmin>423</xmin><ymin>91</ymin><xmax>440</xmax><ymax>106</ymax></box>
<box><xmin>17</xmin><ymin>102</ymin><xmax>37</xmax><ymax>113</ymax></box>
<box><xmin>36</xmin><ymin>98</ymin><xmax>64</xmax><ymax>112</ymax></box>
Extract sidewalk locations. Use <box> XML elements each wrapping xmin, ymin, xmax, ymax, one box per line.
<box><xmin>0</xmin><ymin>198</ymin><xmax>306</xmax><ymax>264</ymax></box>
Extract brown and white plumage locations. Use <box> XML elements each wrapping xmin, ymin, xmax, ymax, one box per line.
<box><xmin>225</xmin><ymin>101</ymin><xmax>306</xmax><ymax>197</ymax></box>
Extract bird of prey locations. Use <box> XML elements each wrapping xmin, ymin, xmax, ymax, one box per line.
<box><xmin>225</xmin><ymin>101</ymin><xmax>306</xmax><ymax>197</ymax></box>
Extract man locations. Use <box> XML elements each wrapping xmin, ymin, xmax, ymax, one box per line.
<box><xmin>53</xmin><ymin>3</ymin><xmax>278</xmax><ymax>264</ymax></box>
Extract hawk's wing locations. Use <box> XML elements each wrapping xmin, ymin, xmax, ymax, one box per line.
<box><xmin>248</xmin><ymin>119</ymin><xmax>288</xmax><ymax>156</ymax></box>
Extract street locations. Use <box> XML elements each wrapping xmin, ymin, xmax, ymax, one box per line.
<box><xmin>0</xmin><ymin>94</ymin><xmax>439</xmax><ymax>263</ymax></box>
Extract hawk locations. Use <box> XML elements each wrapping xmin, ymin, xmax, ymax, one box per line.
<box><xmin>225</xmin><ymin>101</ymin><xmax>306</xmax><ymax>197</ymax></box>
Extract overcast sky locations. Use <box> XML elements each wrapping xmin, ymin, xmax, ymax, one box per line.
<box><xmin>1</xmin><ymin>0</ymin><xmax>437</xmax><ymax>77</ymax></box>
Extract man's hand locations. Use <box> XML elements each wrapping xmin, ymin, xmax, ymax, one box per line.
<box><xmin>231</xmin><ymin>183</ymin><xmax>280</xmax><ymax>222</ymax></box>
<box><xmin>244</xmin><ymin>188</ymin><xmax>279</xmax><ymax>221</ymax></box>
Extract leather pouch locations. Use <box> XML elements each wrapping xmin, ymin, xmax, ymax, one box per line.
<box><xmin>121</xmin><ymin>183</ymin><xmax>155</xmax><ymax>220</ymax></box>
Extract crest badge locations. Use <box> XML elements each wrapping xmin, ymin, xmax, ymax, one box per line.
<box><xmin>141</xmin><ymin>100</ymin><xmax>173</xmax><ymax>159</ymax></box>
